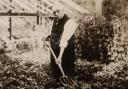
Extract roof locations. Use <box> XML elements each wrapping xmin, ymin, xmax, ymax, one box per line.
<box><xmin>0</xmin><ymin>0</ymin><xmax>53</xmax><ymax>14</ymax></box>
<box><xmin>0</xmin><ymin>0</ymin><xmax>90</xmax><ymax>19</ymax></box>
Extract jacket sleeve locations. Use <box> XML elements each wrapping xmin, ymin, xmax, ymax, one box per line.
<box><xmin>59</xmin><ymin>19</ymin><xmax>77</xmax><ymax>48</ymax></box>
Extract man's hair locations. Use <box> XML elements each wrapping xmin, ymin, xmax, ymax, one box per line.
<box><xmin>52</xmin><ymin>3</ymin><xmax>64</xmax><ymax>13</ymax></box>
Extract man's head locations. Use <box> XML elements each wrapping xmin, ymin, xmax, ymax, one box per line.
<box><xmin>52</xmin><ymin>4</ymin><xmax>64</xmax><ymax>19</ymax></box>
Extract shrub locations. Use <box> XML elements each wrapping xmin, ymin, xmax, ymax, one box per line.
<box><xmin>74</xmin><ymin>15</ymin><xmax>128</xmax><ymax>89</ymax></box>
<box><xmin>74</xmin><ymin>15</ymin><xmax>114</xmax><ymax>63</ymax></box>
<box><xmin>0</xmin><ymin>54</ymin><xmax>51</xmax><ymax>89</ymax></box>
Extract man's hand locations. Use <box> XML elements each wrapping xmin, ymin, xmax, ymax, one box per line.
<box><xmin>57</xmin><ymin>56</ymin><xmax>62</xmax><ymax>65</ymax></box>
<box><xmin>45</xmin><ymin>35</ymin><xmax>51</xmax><ymax>41</ymax></box>
<box><xmin>57</xmin><ymin>46</ymin><xmax>65</xmax><ymax>65</ymax></box>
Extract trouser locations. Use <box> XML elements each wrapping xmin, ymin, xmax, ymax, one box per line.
<box><xmin>50</xmin><ymin>36</ymin><xmax>75</xmax><ymax>81</ymax></box>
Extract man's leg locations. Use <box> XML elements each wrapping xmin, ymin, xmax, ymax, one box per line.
<box><xmin>62</xmin><ymin>43</ymin><xmax>75</xmax><ymax>78</ymax></box>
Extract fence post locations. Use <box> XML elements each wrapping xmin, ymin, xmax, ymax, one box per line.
<box><xmin>9</xmin><ymin>0</ymin><xmax>12</xmax><ymax>40</ymax></box>
<box><xmin>37</xmin><ymin>11</ymin><xmax>40</xmax><ymax>25</ymax></box>
<box><xmin>95</xmin><ymin>0</ymin><xmax>103</xmax><ymax>16</ymax></box>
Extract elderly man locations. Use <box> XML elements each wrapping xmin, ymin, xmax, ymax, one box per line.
<box><xmin>48</xmin><ymin>5</ymin><xmax>77</xmax><ymax>87</ymax></box>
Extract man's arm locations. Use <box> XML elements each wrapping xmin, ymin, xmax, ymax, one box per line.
<box><xmin>57</xmin><ymin>19</ymin><xmax>78</xmax><ymax>64</ymax></box>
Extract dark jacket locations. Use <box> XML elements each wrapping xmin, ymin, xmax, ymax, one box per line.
<box><xmin>50</xmin><ymin>15</ymin><xmax>70</xmax><ymax>49</ymax></box>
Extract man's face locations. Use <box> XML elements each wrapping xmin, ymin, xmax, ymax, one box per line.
<box><xmin>53</xmin><ymin>9</ymin><xmax>64</xmax><ymax>19</ymax></box>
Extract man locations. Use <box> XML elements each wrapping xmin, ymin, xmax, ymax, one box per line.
<box><xmin>48</xmin><ymin>5</ymin><xmax>77</xmax><ymax>87</ymax></box>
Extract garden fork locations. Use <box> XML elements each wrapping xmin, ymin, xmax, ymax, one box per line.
<box><xmin>42</xmin><ymin>38</ymin><xmax>77</xmax><ymax>87</ymax></box>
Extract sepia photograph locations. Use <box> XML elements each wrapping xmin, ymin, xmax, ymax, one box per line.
<box><xmin>0</xmin><ymin>0</ymin><xmax>128</xmax><ymax>89</ymax></box>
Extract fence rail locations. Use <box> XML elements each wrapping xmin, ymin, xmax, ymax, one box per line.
<box><xmin>0</xmin><ymin>12</ymin><xmax>37</xmax><ymax>17</ymax></box>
